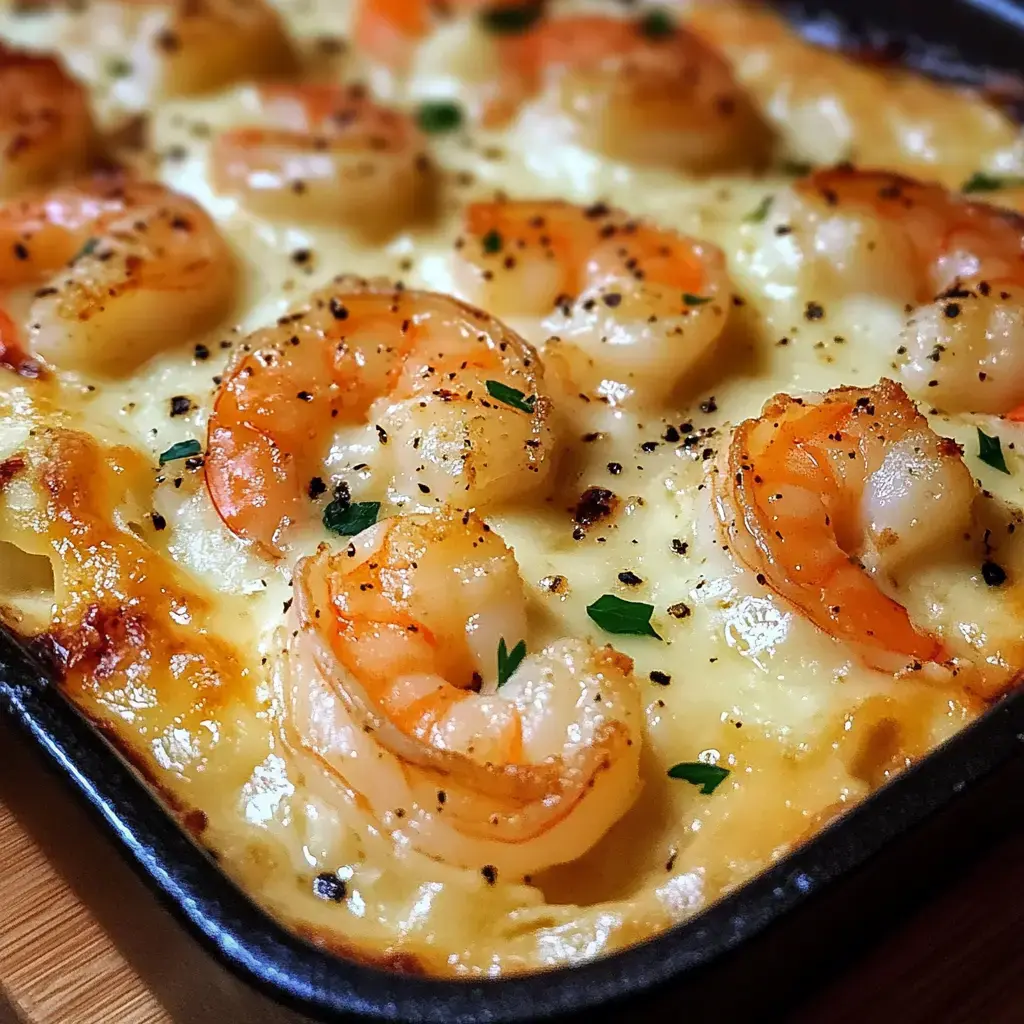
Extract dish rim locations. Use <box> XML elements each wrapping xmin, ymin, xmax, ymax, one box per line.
<box><xmin>4</xmin><ymin>625</ymin><xmax>1024</xmax><ymax>1023</ymax></box>
<box><xmin>4</xmin><ymin>0</ymin><xmax>1024</xmax><ymax>1019</ymax></box>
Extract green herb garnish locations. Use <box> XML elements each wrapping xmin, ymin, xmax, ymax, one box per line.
<box><xmin>961</xmin><ymin>171</ymin><xmax>1024</xmax><ymax>194</ymax></box>
<box><xmin>978</xmin><ymin>427</ymin><xmax>1011</xmax><ymax>475</ymax></box>
<box><xmin>486</xmin><ymin>379</ymin><xmax>536</xmax><ymax>414</ymax></box>
<box><xmin>667</xmin><ymin>761</ymin><xmax>730</xmax><ymax>794</ymax></box>
<box><xmin>74</xmin><ymin>237</ymin><xmax>99</xmax><ymax>261</ymax></box>
<box><xmin>638</xmin><ymin>8</ymin><xmax>675</xmax><ymax>39</ymax></box>
<box><xmin>586</xmin><ymin>594</ymin><xmax>661</xmax><ymax>639</ymax></box>
<box><xmin>481</xmin><ymin>229</ymin><xmax>503</xmax><ymax>254</ymax></box>
<box><xmin>497</xmin><ymin>638</ymin><xmax>527</xmax><ymax>687</ymax></box>
<box><xmin>479</xmin><ymin>2</ymin><xmax>544</xmax><ymax>34</ymax></box>
<box><xmin>158</xmin><ymin>439</ymin><xmax>201</xmax><ymax>465</ymax></box>
<box><xmin>780</xmin><ymin>159</ymin><xmax>813</xmax><ymax>176</ymax></box>
<box><xmin>744</xmin><ymin>195</ymin><xmax>773</xmax><ymax>224</ymax></box>
<box><xmin>682</xmin><ymin>293</ymin><xmax>713</xmax><ymax>306</ymax></box>
<box><xmin>106</xmin><ymin>56</ymin><xmax>133</xmax><ymax>78</ymax></box>
<box><xmin>323</xmin><ymin>499</ymin><xmax>381</xmax><ymax>536</ymax></box>
<box><xmin>415</xmin><ymin>100</ymin><xmax>463</xmax><ymax>134</ymax></box>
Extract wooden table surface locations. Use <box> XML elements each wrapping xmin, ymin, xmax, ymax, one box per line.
<box><xmin>2</xmin><ymin>718</ymin><xmax>1024</xmax><ymax>1024</ymax></box>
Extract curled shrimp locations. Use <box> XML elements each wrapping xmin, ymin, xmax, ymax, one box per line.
<box><xmin>280</xmin><ymin>507</ymin><xmax>643</xmax><ymax>878</ymax></box>
<box><xmin>205</xmin><ymin>280</ymin><xmax>555</xmax><ymax>557</ymax></box>
<box><xmin>210</xmin><ymin>83</ymin><xmax>433</xmax><ymax>236</ymax></box>
<box><xmin>786</xmin><ymin>167</ymin><xmax>1024</xmax><ymax>416</ymax></box>
<box><xmin>0</xmin><ymin>175</ymin><xmax>237</xmax><ymax>375</ymax></box>
<box><xmin>714</xmin><ymin>378</ymin><xmax>976</xmax><ymax>672</ymax></box>
<box><xmin>111</xmin><ymin>0</ymin><xmax>297</xmax><ymax>97</ymax></box>
<box><xmin>355</xmin><ymin>3</ymin><xmax>767</xmax><ymax>170</ymax></box>
<box><xmin>453</xmin><ymin>199</ymin><xmax>730</xmax><ymax>402</ymax></box>
<box><xmin>0</xmin><ymin>43</ymin><xmax>96</xmax><ymax>199</ymax></box>
<box><xmin>491</xmin><ymin>11</ymin><xmax>770</xmax><ymax>170</ymax></box>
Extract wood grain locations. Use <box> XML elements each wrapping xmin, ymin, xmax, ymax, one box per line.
<box><xmin>0</xmin><ymin>804</ymin><xmax>164</xmax><ymax>1024</ymax></box>
<box><xmin>2</xmin><ymin>714</ymin><xmax>1023</xmax><ymax>1024</ymax></box>
<box><xmin>0</xmin><ymin>722</ymin><xmax>305</xmax><ymax>1024</ymax></box>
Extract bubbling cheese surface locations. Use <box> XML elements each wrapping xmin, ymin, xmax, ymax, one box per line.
<box><xmin>1</xmin><ymin>0</ymin><xmax>1024</xmax><ymax>977</ymax></box>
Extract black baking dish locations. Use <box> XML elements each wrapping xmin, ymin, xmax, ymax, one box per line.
<box><xmin>4</xmin><ymin>2</ymin><xmax>1024</xmax><ymax>1020</ymax></box>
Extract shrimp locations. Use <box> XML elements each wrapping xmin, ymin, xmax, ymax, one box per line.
<box><xmin>281</xmin><ymin>508</ymin><xmax>643</xmax><ymax>878</ymax></box>
<box><xmin>786</xmin><ymin>167</ymin><xmax>1024</xmax><ymax>416</ymax></box>
<box><xmin>0</xmin><ymin>43</ymin><xmax>96</xmax><ymax>199</ymax></box>
<box><xmin>210</xmin><ymin>84</ymin><xmax>434</xmax><ymax>236</ymax></box>
<box><xmin>355</xmin><ymin>3</ymin><xmax>768</xmax><ymax>170</ymax></box>
<box><xmin>205</xmin><ymin>280</ymin><xmax>554</xmax><ymax>557</ymax></box>
<box><xmin>713</xmin><ymin>378</ymin><xmax>977</xmax><ymax>672</ymax></box>
<box><xmin>133</xmin><ymin>0</ymin><xmax>297</xmax><ymax>97</ymax></box>
<box><xmin>687</xmin><ymin>2</ymin><xmax>1023</xmax><ymax>183</ymax></box>
<box><xmin>353</xmin><ymin>0</ymin><xmax>510</xmax><ymax>70</ymax></box>
<box><xmin>453</xmin><ymin>199</ymin><xmax>730</xmax><ymax>402</ymax></box>
<box><xmin>491</xmin><ymin>12</ymin><xmax>770</xmax><ymax>170</ymax></box>
<box><xmin>0</xmin><ymin>175</ymin><xmax>237</xmax><ymax>375</ymax></box>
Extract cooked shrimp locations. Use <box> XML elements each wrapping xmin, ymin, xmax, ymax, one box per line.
<box><xmin>205</xmin><ymin>279</ymin><xmax>554</xmax><ymax>557</ymax></box>
<box><xmin>0</xmin><ymin>175</ymin><xmax>237</xmax><ymax>375</ymax></box>
<box><xmin>281</xmin><ymin>508</ymin><xmax>643</xmax><ymax>878</ymax></box>
<box><xmin>491</xmin><ymin>11</ymin><xmax>770</xmax><ymax>170</ymax></box>
<box><xmin>355</xmin><ymin>3</ymin><xmax>767</xmax><ymax>170</ymax></box>
<box><xmin>353</xmin><ymin>0</ymin><xmax>508</xmax><ymax>70</ymax></box>
<box><xmin>210</xmin><ymin>84</ymin><xmax>433</xmax><ymax>236</ymax></box>
<box><xmin>687</xmin><ymin>2</ymin><xmax>1023</xmax><ymax>183</ymax></box>
<box><xmin>0</xmin><ymin>43</ymin><xmax>95</xmax><ymax>200</ymax></box>
<box><xmin>135</xmin><ymin>0</ymin><xmax>297</xmax><ymax>97</ymax></box>
<box><xmin>786</xmin><ymin>167</ymin><xmax>1024</xmax><ymax>416</ymax></box>
<box><xmin>453</xmin><ymin>199</ymin><xmax>730</xmax><ymax>402</ymax></box>
<box><xmin>713</xmin><ymin>379</ymin><xmax>976</xmax><ymax>672</ymax></box>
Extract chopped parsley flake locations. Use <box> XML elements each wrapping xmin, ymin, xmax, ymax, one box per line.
<box><xmin>667</xmin><ymin>761</ymin><xmax>730</xmax><ymax>794</ymax></box>
<box><xmin>961</xmin><ymin>171</ymin><xmax>1024</xmax><ymax>194</ymax></box>
<box><xmin>497</xmin><ymin>638</ymin><xmax>527</xmax><ymax>687</ymax></box>
<box><xmin>586</xmin><ymin>594</ymin><xmax>661</xmax><ymax>639</ymax></box>
<box><xmin>74</xmin><ymin>237</ymin><xmax>99</xmax><ymax>261</ymax></box>
<box><xmin>682</xmin><ymin>293</ymin><xmax>713</xmax><ymax>306</ymax></box>
<box><xmin>323</xmin><ymin>499</ymin><xmax>380</xmax><ymax>536</ymax></box>
<box><xmin>638</xmin><ymin>8</ymin><xmax>675</xmax><ymax>38</ymax></box>
<box><xmin>158</xmin><ymin>439</ymin><xmax>201</xmax><ymax>465</ymax></box>
<box><xmin>978</xmin><ymin>427</ymin><xmax>1010</xmax><ymax>474</ymax></box>
<box><xmin>416</xmin><ymin>100</ymin><xmax>463</xmax><ymax>134</ymax></box>
<box><xmin>780</xmin><ymin>159</ymin><xmax>813</xmax><ymax>176</ymax></box>
<box><xmin>486</xmin><ymin>379</ymin><xmax>536</xmax><ymax>413</ymax></box>
<box><xmin>744</xmin><ymin>195</ymin><xmax>773</xmax><ymax>224</ymax></box>
<box><xmin>106</xmin><ymin>57</ymin><xmax>133</xmax><ymax>78</ymax></box>
<box><xmin>482</xmin><ymin>229</ymin><xmax>503</xmax><ymax>254</ymax></box>
<box><xmin>479</xmin><ymin>2</ymin><xmax>543</xmax><ymax>34</ymax></box>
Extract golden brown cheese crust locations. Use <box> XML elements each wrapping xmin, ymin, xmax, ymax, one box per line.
<box><xmin>5</xmin><ymin>430</ymin><xmax>269</xmax><ymax>801</ymax></box>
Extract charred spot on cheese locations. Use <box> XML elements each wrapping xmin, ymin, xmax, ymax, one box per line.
<box><xmin>313</xmin><ymin>872</ymin><xmax>347</xmax><ymax>903</ymax></box>
<box><xmin>573</xmin><ymin>487</ymin><xmax>619</xmax><ymax>536</ymax></box>
<box><xmin>982</xmin><ymin>561</ymin><xmax>1007</xmax><ymax>586</ymax></box>
<box><xmin>0</xmin><ymin>456</ymin><xmax>26</xmax><ymax>490</ymax></box>
<box><xmin>539</xmin><ymin>574</ymin><xmax>569</xmax><ymax>594</ymax></box>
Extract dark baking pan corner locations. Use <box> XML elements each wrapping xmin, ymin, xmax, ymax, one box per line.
<box><xmin>5</xmin><ymin>626</ymin><xmax>1024</xmax><ymax>1022</ymax></box>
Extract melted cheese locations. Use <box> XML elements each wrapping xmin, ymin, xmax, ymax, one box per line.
<box><xmin>1</xmin><ymin>0</ymin><xmax>1023</xmax><ymax>977</ymax></box>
